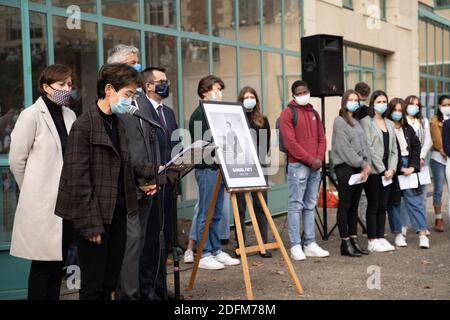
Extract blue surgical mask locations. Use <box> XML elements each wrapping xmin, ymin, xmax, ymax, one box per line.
<box><xmin>374</xmin><ymin>103</ymin><xmax>388</xmax><ymax>114</ymax></box>
<box><xmin>133</xmin><ymin>63</ymin><xmax>142</xmax><ymax>72</ymax></box>
<box><xmin>391</xmin><ymin>111</ymin><xmax>403</xmax><ymax>122</ymax></box>
<box><xmin>346</xmin><ymin>101</ymin><xmax>360</xmax><ymax>112</ymax></box>
<box><xmin>243</xmin><ymin>98</ymin><xmax>257</xmax><ymax>110</ymax></box>
<box><xmin>155</xmin><ymin>82</ymin><xmax>170</xmax><ymax>99</ymax></box>
<box><xmin>110</xmin><ymin>87</ymin><xmax>132</xmax><ymax>114</ymax></box>
<box><xmin>406</xmin><ymin>105</ymin><xmax>420</xmax><ymax>117</ymax></box>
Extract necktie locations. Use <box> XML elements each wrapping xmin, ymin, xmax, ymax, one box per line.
<box><xmin>157</xmin><ymin>105</ymin><xmax>167</xmax><ymax>128</ymax></box>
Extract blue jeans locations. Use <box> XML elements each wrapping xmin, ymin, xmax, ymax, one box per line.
<box><xmin>188</xmin><ymin>193</ymin><xmax>230</xmax><ymax>241</ymax></box>
<box><xmin>287</xmin><ymin>162</ymin><xmax>321</xmax><ymax>247</ymax></box>
<box><xmin>194</xmin><ymin>168</ymin><xmax>224</xmax><ymax>257</ymax></box>
<box><xmin>430</xmin><ymin>158</ymin><xmax>447</xmax><ymax>207</ymax></box>
<box><xmin>388</xmin><ymin>157</ymin><xmax>427</xmax><ymax>233</ymax></box>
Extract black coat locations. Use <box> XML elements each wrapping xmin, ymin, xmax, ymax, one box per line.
<box><xmin>389</xmin><ymin>124</ymin><xmax>422</xmax><ymax>205</ymax></box>
<box><xmin>55</xmin><ymin>103</ymin><xmax>158</xmax><ymax>238</ymax></box>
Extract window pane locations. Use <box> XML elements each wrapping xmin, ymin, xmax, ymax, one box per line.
<box><xmin>361</xmin><ymin>50</ymin><xmax>373</xmax><ymax>68</ymax></box>
<box><xmin>427</xmin><ymin>23</ymin><xmax>435</xmax><ymax>75</ymax></box>
<box><xmin>239</xmin><ymin>0</ymin><xmax>260</xmax><ymax>45</ymax></box>
<box><xmin>181</xmin><ymin>0</ymin><xmax>208</xmax><ymax>34</ymax></box>
<box><xmin>444</xmin><ymin>29</ymin><xmax>449</xmax><ymax>78</ymax></box>
<box><xmin>53</xmin><ymin>16</ymin><xmax>97</xmax><ymax>115</ymax></box>
<box><xmin>144</xmin><ymin>0</ymin><xmax>176</xmax><ymax>28</ymax></box>
<box><xmin>375</xmin><ymin>72</ymin><xmax>386</xmax><ymax>92</ymax></box>
<box><xmin>52</xmin><ymin>0</ymin><xmax>96</xmax><ymax>13</ymax></box>
<box><xmin>30</xmin><ymin>12</ymin><xmax>47</xmax><ymax>102</ymax></box>
<box><xmin>103</xmin><ymin>24</ymin><xmax>141</xmax><ymax>63</ymax></box>
<box><xmin>213</xmin><ymin>45</ymin><xmax>237</xmax><ymax>102</ymax></box>
<box><xmin>362</xmin><ymin>71</ymin><xmax>373</xmax><ymax>91</ymax></box>
<box><xmin>284</xmin><ymin>0</ymin><xmax>301</xmax><ymax>51</ymax></box>
<box><xmin>102</xmin><ymin>0</ymin><xmax>139</xmax><ymax>22</ymax></box>
<box><xmin>345</xmin><ymin>69</ymin><xmax>360</xmax><ymax>90</ymax></box>
<box><xmin>419</xmin><ymin>20</ymin><xmax>427</xmax><ymax>74</ymax></box>
<box><xmin>212</xmin><ymin>0</ymin><xmax>235</xmax><ymax>40</ymax></box>
<box><xmin>436</xmin><ymin>27</ymin><xmax>444</xmax><ymax>77</ymax></box>
<box><xmin>263</xmin><ymin>0</ymin><xmax>281</xmax><ymax>48</ymax></box>
<box><xmin>240</xmin><ymin>48</ymin><xmax>261</xmax><ymax>101</ymax></box>
<box><xmin>145</xmin><ymin>33</ymin><xmax>178</xmax><ymax>123</ymax></box>
<box><xmin>375</xmin><ymin>52</ymin><xmax>385</xmax><ymax>70</ymax></box>
<box><xmin>346</xmin><ymin>47</ymin><xmax>360</xmax><ymax>66</ymax></box>
<box><xmin>284</xmin><ymin>55</ymin><xmax>301</xmax><ymax>105</ymax></box>
<box><xmin>182</xmin><ymin>38</ymin><xmax>209</xmax><ymax>200</ymax></box>
<box><xmin>0</xmin><ymin>6</ymin><xmax>23</xmax><ymax>244</ymax></box>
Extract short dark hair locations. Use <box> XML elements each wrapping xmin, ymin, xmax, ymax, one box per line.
<box><xmin>437</xmin><ymin>95</ymin><xmax>450</xmax><ymax>121</ymax></box>
<box><xmin>39</xmin><ymin>64</ymin><xmax>72</xmax><ymax>95</ymax></box>
<box><xmin>291</xmin><ymin>80</ymin><xmax>309</xmax><ymax>95</ymax></box>
<box><xmin>97</xmin><ymin>63</ymin><xmax>142</xmax><ymax>99</ymax></box>
<box><xmin>368</xmin><ymin>90</ymin><xmax>389</xmax><ymax>118</ymax></box>
<box><xmin>141</xmin><ymin>66</ymin><xmax>167</xmax><ymax>84</ymax></box>
<box><xmin>197</xmin><ymin>75</ymin><xmax>225</xmax><ymax>98</ymax></box>
<box><xmin>354</xmin><ymin>82</ymin><xmax>371</xmax><ymax>98</ymax></box>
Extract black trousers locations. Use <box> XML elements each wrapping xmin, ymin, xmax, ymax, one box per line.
<box><xmin>140</xmin><ymin>190</ymin><xmax>167</xmax><ymax>300</ymax></box>
<box><xmin>27</xmin><ymin>219</ymin><xmax>73</xmax><ymax>300</ymax></box>
<box><xmin>235</xmin><ymin>191</ymin><xmax>268</xmax><ymax>245</ymax></box>
<box><xmin>365</xmin><ymin>174</ymin><xmax>392</xmax><ymax>239</ymax></box>
<box><xmin>77</xmin><ymin>205</ymin><xmax>127</xmax><ymax>300</ymax></box>
<box><xmin>335</xmin><ymin>164</ymin><xmax>364</xmax><ymax>238</ymax></box>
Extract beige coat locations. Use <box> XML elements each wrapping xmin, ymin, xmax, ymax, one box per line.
<box><xmin>9</xmin><ymin>97</ymin><xmax>76</xmax><ymax>261</ymax></box>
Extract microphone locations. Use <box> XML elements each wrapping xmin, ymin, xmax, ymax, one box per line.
<box><xmin>127</xmin><ymin>105</ymin><xmax>164</xmax><ymax>131</ymax></box>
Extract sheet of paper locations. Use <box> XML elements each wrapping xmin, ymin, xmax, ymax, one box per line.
<box><xmin>418</xmin><ymin>166</ymin><xmax>431</xmax><ymax>185</ymax></box>
<box><xmin>398</xmin><ymin>174</ymin><xmax>419</xmax><ymax>190</ymax></box>
<box><xmin>348</xmin><ymin>173</ymin><xmax>367</xmax><ymax>186</ymax></box>
<box><xmin>382</xmin><ymin>176</ymin><xmax>393</xmax><ymax>187</ymax></box>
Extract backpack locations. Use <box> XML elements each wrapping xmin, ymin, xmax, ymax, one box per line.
<box><xmin>276</xmin><ymin>106</ymin><xmax>298</xmax><ymax>153</ymax></box>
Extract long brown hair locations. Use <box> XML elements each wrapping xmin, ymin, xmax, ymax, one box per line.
<box><xmin>238</xmin><ymin>86</ymin><xmax>264</xmax><ymax>128</ymax></box>
<box><xmin>339</xmin><ymin>90</ymin><xmax>360</xmax><ymax>126</ymax></box>
<box><xmin>405</xmin><ymin>95</ymin><xmax>424</xmax><ymax>121</ymax></box>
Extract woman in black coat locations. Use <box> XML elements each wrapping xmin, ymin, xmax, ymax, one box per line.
<box><xmin>386</xmin><ymin>98</ymin><xmax>430</xmax><ymax>249</ymax></box>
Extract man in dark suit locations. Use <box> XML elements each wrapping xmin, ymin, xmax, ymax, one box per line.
<box><xmin>138</xmin><ymin>67</ymin><xmax>180</xmax><ymax>300</ymax></box>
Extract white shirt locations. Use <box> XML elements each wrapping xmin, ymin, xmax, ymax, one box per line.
<box><xmin>407</xmin><ymin>117</ymin><xmax>432</xmax><ymax>160</ymax></box>
<box><xmin>147</xmin><ymin>96</ymin><xmax>167</xmax><ymax>125</ymax></box>
<box><xmin>394</xmin><ymin>127</ymin><xmax>409</xmax><ymax>156</ymax></box>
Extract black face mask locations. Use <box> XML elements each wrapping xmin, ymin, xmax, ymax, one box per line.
<box><xmin>155</xmin><ymin>82</ymin><xmax>170</xmax><ymax>99</ymax></box>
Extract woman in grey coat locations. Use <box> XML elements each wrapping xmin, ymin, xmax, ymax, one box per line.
<box><xmin>331</xmin><ymin>90</ymin><xmax>371</xmax><ymax>257</ymax></box>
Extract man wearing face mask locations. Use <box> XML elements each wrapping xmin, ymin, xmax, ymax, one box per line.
<box><xmin>136</xmin><ymin>67</ymin><xmax>179</xmax><ymax>300</ymax></box>
<box><xmin>279</xmin><ymin>80</ymin><xmax>330</xmax><ymax>261</ymax></box>
<box><xmin>55</xmin><ymin>64</ymin><xmax>158</xmax><ymax>300</ymax></box>
<box><xmin>107</xmin><ymin>44</ymin><xmax>142</xmax><ymax>72</ymax></box>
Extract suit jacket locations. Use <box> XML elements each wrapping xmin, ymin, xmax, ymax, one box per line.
<box><xmin>136</xmin><ymin>95</ymin><xmax>179</xmax><ymax>165</ymax></box>
<box><xmin>9</xmin><ymin>97</ymin><xmax>76</xmax><ymax>261</ymax></box>
<box><xmin>118</xmin><ymin>93</ymin><xmax>161</xmax><ymax>200</ymax></box>
<box><xmin>360</xmin><ymin>116</ymin><xmax>398</xmax><ymax>175</ymax></box>
<box><xmin>55</xmin><ymin>103</ymin><xmax>157</xmax><ymax>238</ymax></box>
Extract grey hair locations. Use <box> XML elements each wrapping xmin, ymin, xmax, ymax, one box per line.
<box><xmin>106</xmin><ymin>44</ymin><xmax>139</xmax><ymax>64</ymax></box>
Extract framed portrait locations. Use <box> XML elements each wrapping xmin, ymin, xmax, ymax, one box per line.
<box><xmin>201</xmin><ymin>101</ymin><xmax>267</xmax><ymax>189</ymax></box>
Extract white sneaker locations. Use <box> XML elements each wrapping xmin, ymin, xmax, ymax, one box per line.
<box><xmin>304</xmin><ymin>242</ymin><xmax>330</xmax><ymax>258</ymax></box>
<box><xmin>378</xmin><ymin>238</ymin><xmax>396</xmax><ymax>252</ymax></box>
<box><xmin>419</xmin><ymin>235</ymin><xmax>430</xmax><ymax>249</ymax></box>
<box><xmin>395</xmin><ymin>234</ymin><xmax>407</xmax><ymax>247</ymax></box>
<box><xmin>401</xmin><ymin>226</ymin><xmax>408</xmax><ymax>237</ymax></box>
<box><xmin>199</xmin><ymin>256</ymin><xmax>225</xmax><ymax>270</ymax></box>
<box><xmin>183</xmin><ymin>249</ymin><xmax>194</xmax><ymax>264</ymax></box>
<box><xmin>368</xmin><ymin>239</ymin><xmax>390</xmax><ymax>252</ymax></box>
<box><xmin>213</xmin><ymin>252</ymin><xmax>240</xmax><ymax>266</ymax></box>
<box><xmin>290</xmin><ymin>245</ymin><xmax>306</xmax><ymax>261</ymax></box>
<box><xmin>425</xmin><ymin>229</ymin><xmax>431</xmax><ymax>236</ymax></box>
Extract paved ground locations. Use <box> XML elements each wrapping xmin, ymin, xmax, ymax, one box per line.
<box><xmin>61</xmin><ymin>193</ymin><xmax>450</xmax><ymax>300</ymax></box>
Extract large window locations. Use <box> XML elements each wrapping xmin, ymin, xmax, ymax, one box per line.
<box><xmin>419</xmin><ymin>17</ymin><xmax>450</xmax><ymax>117</ymax></box>
<box><xmin>344</xmin><ymin>45</ymin><xmax>387</xmax><ymax>93</ymax></box>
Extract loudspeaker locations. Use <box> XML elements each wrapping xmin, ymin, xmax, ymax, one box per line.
<box><xmin>301</xmin><ymin>34</ymin><xmax>344</xmax><ymax>97</ymax></box>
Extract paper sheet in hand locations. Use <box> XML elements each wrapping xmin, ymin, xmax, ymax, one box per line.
<box><xmin>398</xmin><ymin>174</ymin><xmax>419</xmax><ymax>190</ymax></box>
<box><xmin>418</xmin><ymin>166</ymin><xmax>431</xmax><ymax>185</ymax></box>
<box><xmin>382</xmin><ymin>176</ymin><xmax>393</xmax><ymax>187</ymax></box>
<box><xmin>348</xmin><ymin>174</ymin><xmax>367</xmax><ymax>186</ymax></box>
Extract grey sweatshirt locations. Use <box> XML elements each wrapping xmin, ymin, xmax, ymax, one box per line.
<box><xmin>331</xmin><ymin>116</ymin><xmax>371</xmax><ymax>169</ymax></box>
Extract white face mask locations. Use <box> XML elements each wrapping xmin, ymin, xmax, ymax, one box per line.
<box><xmin>295</xmin><ymin>93</ymin><xmax>310</xmax><ymax>106</ymax></box>
<box><xmin>440</xmin><ymin>106</ymin><xmax>450</xmax><ymax>119</ymax></box>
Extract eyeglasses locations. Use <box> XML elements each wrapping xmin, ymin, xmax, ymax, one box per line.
<box><xmin>151</xmin><ymin>80</ymin><xmax>170</xmax><ymax>86</ymax></box>
<box><xmin>112</xmin><ymin>86</ymin><xmax>139</xmax><ymax>100</ymax></box>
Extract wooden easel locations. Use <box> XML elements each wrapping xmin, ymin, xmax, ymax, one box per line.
<box><xmin>186</xmin><ymin>171</ymin><xmax>304</xmax><ymax>300</ymax></box>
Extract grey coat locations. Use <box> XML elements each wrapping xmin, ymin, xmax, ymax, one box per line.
<box><xmin>331</xmin><ymin>116</ymin><xmax>371</xmax><ymax>169</ymax></box>
<box><xmin>360</xmin><ymin>116</ymin><xmax>398</xmax><ymax>175</ymax></box>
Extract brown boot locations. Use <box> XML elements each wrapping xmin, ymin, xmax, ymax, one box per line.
<box><xmin>434</xmin><ymin>205</ymin><xmax>444</xmax><ymax>232</ymax></box>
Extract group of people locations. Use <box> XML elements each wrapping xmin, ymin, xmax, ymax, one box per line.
<box><xmin>7</xmin><ymin>41</ymin><xmax>450</xmax><ymax>300</ymax></box>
